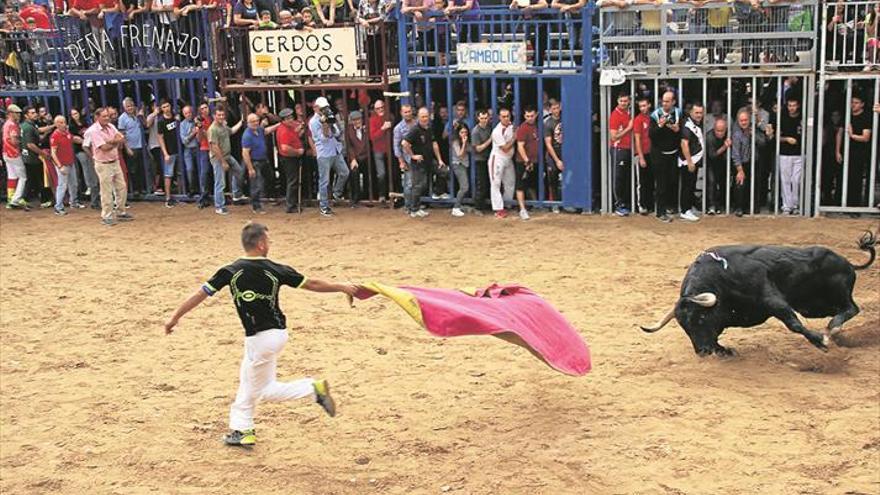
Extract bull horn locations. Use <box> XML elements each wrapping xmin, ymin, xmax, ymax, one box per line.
<box><xmin>640</xmin><ymin>308</ymin><xmax>675</xmax><ymax>333</ymax></box>
<box><xmin>687</xmin><ymin>292</ymin><xmax>717</xmax><ymax>307</ymax></box>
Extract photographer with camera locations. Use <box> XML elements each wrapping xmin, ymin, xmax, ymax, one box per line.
<box><xmin>308</xmin><ymin>97</ymin><xmax>350</xmax><ymax>217</ymax></box>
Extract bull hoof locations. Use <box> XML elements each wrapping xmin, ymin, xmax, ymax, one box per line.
<box><xmin>813</xmin><ymin>334</ymin><xmax>831</xmax><ymax>352</ymax></box>
<box><xmin>714</xmin><ymin>346</ymin><xmax>737</xmax><ymax>357</ymax></box>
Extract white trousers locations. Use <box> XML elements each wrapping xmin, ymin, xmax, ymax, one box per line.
<box><xmin>229</xmin><ymin>329</ymin><xmax>316</xmax><ymax>431</ymax></box>
<box><xmin>779</xmin><ymin>155</ymin><xmax>803</xmax><ymax>212</ymax></box>
<box><xmin>4</xmin><ymin>155</ymin><xmax>27</xmax><ymax>203</ymax></box>
<box><xmin>489</xmin><ymin>153</ymin><xmax>514</xmax><ymax>211</ymax></box>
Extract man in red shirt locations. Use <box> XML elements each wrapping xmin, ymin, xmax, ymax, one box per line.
<box><xmin>632</xmin><ymin>96</ymin><xmax>654</xmax><ymax>215</ymax></box>
<box><xmin>20</xmin><ymin>0</ymin><xmax>52</xmax><ymax>30</ymax></box>
<box><xmin>50</xmin><ymin>115</ymin><xmax>84</xmax><ymax>214</ymax></box>
<box><xmin>276</xmin><ymin>108</ymin><xmax>305</xmax><ymax>213</ymax></box>
<box><xmin>368</xmin><ymin>99</ymin><xmax>392</xmax><ymax>203</ymax></box>
<box><xmin>608</xmin><ymin>93</ymin><xmax>633</xmax><ymax>216</ymax></box>
<box><xmin>196</xmin><ymin>102</ymin><xmax>212</xmax><ymax>208</ymax></box>
<box><xmin>3</xmin><ymin>105</ymin><xmax>28</xmax><ymax>209</ymax></box>
<box><xmin>514</xmin><ymin>106</ymin><xmax>540</xmax><ymax>221</ymax></box>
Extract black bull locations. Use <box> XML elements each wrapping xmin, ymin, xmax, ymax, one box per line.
<box><xmin>641</xmin><ymin>231</ymin><xmax>877</xmax><ymax>356</ymax></box>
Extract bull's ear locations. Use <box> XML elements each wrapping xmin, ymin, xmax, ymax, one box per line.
<box><xmin>687</xmin><ymin>293</ymin><xmax>717</xmax><ymax>308</ymax></box>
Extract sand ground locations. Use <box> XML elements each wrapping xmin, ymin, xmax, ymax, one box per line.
<box><xmin>1</xmin><ymin>204</ymin><xmax>878</xmax><ymax>495</ymax></box>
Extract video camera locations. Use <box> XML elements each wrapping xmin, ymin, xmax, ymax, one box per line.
<box><xmin>319</xmin><ymin>105</ymin><xmax>337</xmax><ymax>126</ymax></box>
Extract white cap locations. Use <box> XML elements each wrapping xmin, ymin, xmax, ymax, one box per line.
<box><xmin>315</xmin><ymin>97</ymin><xmax>330</xmax><ymax>108</ymax></box>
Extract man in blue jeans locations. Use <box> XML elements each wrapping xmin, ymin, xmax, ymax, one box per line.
<box><xmin>179</xmin><ymin>105</ymin><xmax>201</xmax><ymax>198</ymax></box>
<box><xmin>307</xmin><ymin>97</ymin><xmax>349</xmax><ymax>217</ymax></box>
<box><xmin>242</xmin><ymin>113</ymin><xmax>281</xmax><ymax>214</ymax></box>
<box><xmin>392</xmin><ymin>104</ymin><xmax>417</xmax><ymax>213</ymax></box>
<box><xmin>208</xmin><ymin>107</ymin><xmax>245</xmax><ymax>215</ymax></box>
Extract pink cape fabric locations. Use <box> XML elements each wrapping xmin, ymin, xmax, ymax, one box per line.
<box><xmin>355</xmin><ymin>283</ymin><xmax>591</xmax><ymax>376</ymax></box>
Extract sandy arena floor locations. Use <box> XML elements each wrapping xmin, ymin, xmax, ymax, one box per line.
<box><xmin>1</xmin><ymin>204</ymin><xmax>878</xmax><ymax>495</ymax></box>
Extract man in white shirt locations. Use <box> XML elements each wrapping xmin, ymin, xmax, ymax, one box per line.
<box><xmin>489</xmin><ymin>108</ymin><xmax>516</xmax><ymax>219</ymax></box>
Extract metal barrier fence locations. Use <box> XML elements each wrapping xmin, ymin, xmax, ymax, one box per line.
<box><xmin>822</xmin><ymin>0</ymin><xmax>880</xmax><ymax>73</ymax></box>
<box><xmin>0</xmin><ymin>26</ymin><xmax>64</xmax><ymax>90</ymax></box>
<box><xmin>399</xmin><ymin>7</ymin><xmax>592</xmax><ymax>74</ymax></box>
<box><xmin>599</xmin><ymin>73</ymin><xmax>818</xmax><ymax>217</ymax></box>
<box><xmin>597</xmin><ymin>0</ymin><xmax>819</xmax><ymax>75</ymax></box>
<box><xmin>216</xmin><ymin>22</ymin><xmax>400</xmax><ymax>89</ymax></box>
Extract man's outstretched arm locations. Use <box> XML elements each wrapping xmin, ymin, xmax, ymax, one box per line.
<box><xmin>301</xmin><ymin>279</ymin><xmax>359</xmax><ymax>296</ymax></box>
<box><xmin>165</xmin><ymin>289</ymin><xmax>209</xmax><ymax>334</ymax></box>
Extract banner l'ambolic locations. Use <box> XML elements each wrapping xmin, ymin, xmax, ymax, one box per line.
<box><xmin>249</xmin><ymin>28</ymin><xmax>358</xmax><ymax>77</ymax></box>
<box><xmin>457</xmin><ymin>42</ymin><xmax>528</xmax><ymax>72</ymax></box>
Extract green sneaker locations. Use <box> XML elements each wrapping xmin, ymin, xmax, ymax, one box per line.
<box><xmin>224</xmin><ymin>429</ymin><xmax>255</xmax><ymax>447</ymax></box>
<box><xmin>313</xmin><ymin>379</ymin><xmax>336</xmax><ymax>417</ymax></box>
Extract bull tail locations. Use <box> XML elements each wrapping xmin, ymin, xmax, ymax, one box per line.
<box><xmin>640</xmin><ymin>308</ymin><xmax>676</xmax><ymax>333</ymax></box>
<box><xmin>852</xmin><ymin>230</ymin><xmax>877</xmax><ymax>271</ymax></box>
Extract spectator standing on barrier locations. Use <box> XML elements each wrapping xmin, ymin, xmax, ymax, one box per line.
<box><xmin>157</xmin><ymin>100</ymin><xmax>180</xmax><ymax>208</ymax></box>
<box><xmin>445</xmin><ymin>0</ymin><xmax>479</xmax><ymax>44</ymax></box>
<box><xmin>632</xmin><ymin>96</ymin><xmax>653</xmax><ymax>215</ymax></box>
<box><xmin>450</xmin><ymin>121</ymin><xmax>470</xmax><ymax>217</ymax></box>
<box><xmin>179</xmin><ymin>105</ymin><xmax>200</xmax><ymax>198</ymax></box>
<box><xmin>704</xmin><ymin>118</ymin><xmax>730</xmax><ymax>215</ymax></box>
<box><xmin>69</xmin><ymin>108</ymin><xmax>99</xmax><ymax>209</ymax></box>
<box><xmin>706</xmin><ymin>1</ymin><xmax>732</xmax><ymax>65</ymax></box>
<box><xmin>312</xmin><ymin>0</ymin><xmax>344</xmax><ymax>26</ymax></box>
<box><xmin>609</xmin><ymin>93</ymin><xmax>633</xmax><ymax>217</ymax></box>
<box><xmin>208</xmin><ymin>106</ymin><xmax>245</xmax><ymax>215</ymax></box>
<box><xmin>779</xmin><ymin>95</ymin><xmax>803</xmax><ymax>215</ymax></box>
<box><xmin>731</xmin><ymin>109</ymin><xmax>761</xmax><ymax>217</ymax></box>
<box><xmin>678</xmin><ymin>102</ymin><xmax>704</xmax><ymax>222</ymax></box>
<box><xmin>3</xmin><ymin>104</ymin><xmax>27</xmax><ymax>210</ymax></box>
<box><xmin>68</xmin><ymin>0</ymin><xmax>112</xmax><ymax>70</ymax></box>
<box><xmin>84</xmin><ymin>107</ymin><xmax>133</xmax><ymax>225</ymax></box>
<box><xmin>241</xmin><ymin>112</ymin><xmax>281</xmax><ymax>214</ymax></box>
<box><xmin>345</xmin><ymin>110</ymin><xmax>369</xmax><ymax>207</ymax></box>
<box><xmin>510</xmin><ymin>0</ymin><xmax>548</xmax><ymax>68</ymax></box>
<box><xmin>514</xmin><ymin>106</ymin><xmax>540</xmax><ymax>220</ymax></box>
<box><xmin>596</xmin><ymin>0</ymin><xmax>639</xmax><ymax>67</ymax></box>
<box><xmin>471</xmin><ymin>109</ymin><xmax>492</xmax><ymax>212</ymax></box>
<box><xmin>845</xmin><ymin>93</ymin><xmax>873</xmax><ymax>207</ymax></box>
<box><xmin>734</xmin><ymin>0</ymin><xmax>764</xmax><ymax>67</ymax></box>
<box><xmin>368</xmin><ymin>99</ymin><xmax>391</xmax><ymax>203</ymax></box>
<box><xmin>275</xmin><ymin>108</ymin><xmax>304</xmax><ymax>213</ymax></box>
<box><xmin>488</xmin><ymin>107</ymin><xmax>516</xmax><ymax>219</ymax></box>
<box><xmin>50</xmin><ymin>115</ymin><xmax>81</xmax><ymax>215</ymax></box>
<box><xmin>308</xmin><ymin>96</ymin><xmax>348</xmax><ymax>216</ymax></box>
<box><xmin>357</xmin><ymin>0</ymin><xmax>384</xmax><ymax>79</ymax></box>
<box><xmin>196</xmin><ymin>102</ymin><xmax>213</xmax><ymax>209</ymax></box>
<box><xmin>649</xmin><ymin>91</ymin><xmax>681</xmax><ymax>223</ymax></box>
<box><xmin>117</xmin><ymin>98</ymin><xmax>147</xmax><ymax>199</ymax></box>
<box><xmin>393</xmin><ymin>104</ymin><xmax>417</xmax><ymax>213</ymax></box>
<box><xmin>402</xmin><ymin>107</ymin><xmax>444</xmax><ymax>218</ymax></box>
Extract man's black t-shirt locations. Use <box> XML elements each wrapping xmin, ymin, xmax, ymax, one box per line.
<box><xmin>203</xmin><ymin>257</ymin><xmax>307</xmax><ymax>336</ymax></box>
<box><xmin>158</xmin><ymin>115</ymin><xmax>179</xmax><ymax>155</ymax></box>
<box><xmin>404</xmin><ymin>124</ymin><xmax>434</xmax><ymax>166</ymax></box>
<box><xmin>780</xmin><ymin>112</ymin><xmax>802</xmax><ymax>156</ymax></box>
<box><xmin>849</xmin><ymin>111</ymin><xmax>872</xmax><ymax>158</ymax></box>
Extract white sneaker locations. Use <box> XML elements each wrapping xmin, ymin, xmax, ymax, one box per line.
<box><xmin>416</xmin><ymin>209</ymin><xmax>430</xmax><ymax>218</ymax></box>
<box><xmin>431</xmin><ymin>194</ymin><xmax>441</xmax><ymax>200</ymax></box>
<box><xmin>409</xmin><ymin>211</ymin><xmax>419</xmax><ymax>218</ymax></box>
<box><xmin>451</xmin><ymin>207</ymin><xmax>465</xmax><ymax>217</ymax></box>
<box><xmin>439</xmin><ymin>193</ymin><xmax>451</xmax><ymax>200</ymax></box>
<box><xmin>680</xmin><ymin>210</ymin><xmax>700</xmax><ymax>222</ymax></box>
<box><xmin>519</xmin><ymin>209</ymin><xmax>530</xmax><ymax>220</ymax></box>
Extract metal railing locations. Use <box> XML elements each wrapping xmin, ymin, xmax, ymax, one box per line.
<box><xmin>399</xmin><ymin>6</ymin><xmax>592</xmax><ymax>74</ymax></box>
<box><xmin>0</xmin><ymin>27</ymin><xmax>64</xmax><ymax>90</ymax></box>
<box><xmin>821</xmin><ymin>0</ymin><xmax>880</xmax><ymax>73</ymax></box>
<box><xmin>54</xmin><ymin>11</ymin><xmax>215</xmax><ymax>73</ymax></box>
<box><xmin>215</xmin><ymin>22</ymin><xmax>399</xmax><ymax>88</ymax></box>
<box><xmin>597</xmin><ymin>0</ymin><xmax>819</xmax><ymax>75</ymax></box>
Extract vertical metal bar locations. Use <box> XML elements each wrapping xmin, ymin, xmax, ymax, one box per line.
<box><xmin>701</xmin><ymin>76</ymin><xmax>707</xmax><ymax>215</ymax></box>
<box><xmin>802</xmin><ymin>73</ymin><xmax>815</xmax><ymax>216</ymax></box>
<box><xmin>600</xmin><ymin>85</ymin><xmax>609</xmax><ymax>213</ymax></box>
<box><xmin>841</xmin><ymin>78</ymin><xmax>852</xmax><ymax>207</ymax></box>
<box><xmin>750</xmin><ymin>76</ymin><xmax>756</xmax><ymax>215</ymax></box>
<box><xmin>424</xmin><ymin>78</ymin><xmax>432</xmax><ymax>198</ymax></box>
<box><xmin>468</xmin><ymin>77</ymin><xmax>476</xmax><ymax>204</ymax></box>
<box><xmin>725</xmin><ymin>76</ymin><xmax>731</xmax><ymax>215</ymax></box>
<box><xmin>447</xmin><ymin>76</ymin><xmax>455</xmax><ymax>201</ymax></box>
<box><xmin>869</xmin><ymin>81</ymin><xmax>879</xmax><ymax>209</ymax></box>
<box><xmin>536</xmin><ymin>76</ymin><xmax>545</xmax><ymax>203</ymax></box>
<box><xmin>630</xmin><ymin>78</ymin><xmax>637</xmax><ymax>213</ymax></box>
<box><xmin>815</xmin><ymin>73</ymin><xmax>827</xmax><ymax>215</ymax></box>
<box><xmin>774</xmin><ymin>76</ymin><xmax>781</xmax><ymax>215</ymax></box>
